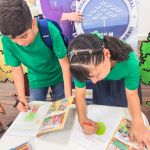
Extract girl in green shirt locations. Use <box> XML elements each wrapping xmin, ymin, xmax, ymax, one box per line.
<box><xmin>68</xmin><ymin>32</ymin><xmax>150</xmax><ymax>149</ymax></box>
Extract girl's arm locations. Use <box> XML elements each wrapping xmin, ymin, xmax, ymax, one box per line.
<box><xmin>126</xmin><ymin>89</ymin><xmax>150</xmax><ymax>149</ymax></box>
<box><xmin>75</xmin><ymin>87</ymin><xmax>98</xmax><ymax>134</ymax></box>
<box><xmin>75</xmin><ymin>87</ymin><xmax>87</xmax><ymax>122</ymax></box>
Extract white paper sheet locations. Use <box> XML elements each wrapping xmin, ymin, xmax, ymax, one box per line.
<box><xmin>70</xmin><ymin>105</ymin><xmax>125</xmax><ymax>150</ymax></box>
<box><xmin>6</xmin><ymin>101</ymin><xmax>50</xmax><ymax>137</ymax></box>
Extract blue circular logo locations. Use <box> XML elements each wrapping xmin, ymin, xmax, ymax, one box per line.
<box><xmin>75</xmin><ymin>0</ymin><xmax>137</xmax><ymax>40</ymax></box>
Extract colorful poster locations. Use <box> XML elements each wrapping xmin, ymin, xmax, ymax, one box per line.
<box><xmin>75</xmin><ymin>0</ymin><xmax>138</xmax><ymax>50</ymax></box>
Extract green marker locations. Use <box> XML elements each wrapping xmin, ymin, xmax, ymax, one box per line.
<box><xmin>96</xmin><ymin>122</ymin><xmax>106</xmax><ymax>135</ymax></box>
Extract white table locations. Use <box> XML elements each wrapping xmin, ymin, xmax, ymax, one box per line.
<box><xmin>0</xmin><ymin>104</ymin><xmax>149</xmax><ymax>150</ymax></box>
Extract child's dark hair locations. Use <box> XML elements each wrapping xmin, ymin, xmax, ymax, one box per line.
<box><xmin>68</xmin><ymin>34</ymin><xmax>133</xmax><ymax>82</ymax></box>
<box><xmin>0</xmin><ymin>0</ymin><xmax>32</xmax><ymax>38</ymax></box>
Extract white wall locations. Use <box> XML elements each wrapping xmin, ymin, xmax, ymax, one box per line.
<box><xmin>137</xmin><ymin>0</ymin><xmax>150</xmax><ymax>40</ymax></box>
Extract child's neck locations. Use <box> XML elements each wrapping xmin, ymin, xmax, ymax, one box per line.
<box><xmin>110</xmin><ymin>60</ymin><xmax>116</xmax><ymax>69</ymax></box>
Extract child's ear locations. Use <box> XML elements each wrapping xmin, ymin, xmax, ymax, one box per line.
<box><xmin>32</xmin><ymin>18</ymin><xmax>38</xmax><ymax>31</ymax></box>
<box><xmin>32</xmin><ymin>19</ymin><xmax>36</xmax><ymax>27</ymax></box>
<box><xmin>103</xmin><ymin>48</ymin><xmax>111</xmax><ymax>58</ymax></box>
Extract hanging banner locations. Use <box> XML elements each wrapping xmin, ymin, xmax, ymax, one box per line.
<box><xmin>75</xmin><ymin>0</ymin><xmax>138</xmax><ymax>50</ymax></box>
<box><xmin>39</xmin><ymin>0</ymin><xmax>76</xmax><ymax>42</ymax></box>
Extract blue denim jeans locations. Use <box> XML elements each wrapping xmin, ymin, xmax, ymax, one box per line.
<box><xmin>30</xmin><ymin>82</ymin><xmax>64</xmax><ymax>102</ymax></box>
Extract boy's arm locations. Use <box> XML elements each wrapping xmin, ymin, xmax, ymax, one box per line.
<box><xmin>12</xmin><ymin>65</ymin><xmax>29</xmax><ymax>111</ymax></box>
<box><xmin>126</xmin><ymin>89</ymin><xmax>150</xmax><ymax>149</ymax></box>
<box><xmin>59</xmin><ymin>56</ymin><xmax>72</xmax><ymax>97</ymax></box>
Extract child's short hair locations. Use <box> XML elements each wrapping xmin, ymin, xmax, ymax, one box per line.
<box><xmin>0</xmin><ymin>0</ymin><xmax>32</xmax><ymax>38</ymax></box>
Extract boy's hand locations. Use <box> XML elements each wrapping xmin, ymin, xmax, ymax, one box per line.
<box><xmin>130</xmin><ymin>120</ymin><xmax>150</xmax><ymax>150</ymax></box>
<box><xmin>17</xmin><ymin>101</ymin><xmax>30</xmax><ymax>112</ymax></box>
<box><xmin>80</xmin><ymin>118</ymin><xmax>98</xmax><ymax>135</ymax></box>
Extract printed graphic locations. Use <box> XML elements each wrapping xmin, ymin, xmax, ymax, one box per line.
<box><xmin>40</xmin><ymin>113</ymin><xmax>65</xmax><ymax>131</ymax></box>
<box><xmin>47</xmin><ymin>98</ymin><xmax>68</xmax><ymax>115</ymax></box>
<box><xmin>75</xmin><ymin>0</ymin><xmax>137</xmax><ymax>40</ymax></box>
<box><xmin>107</xmin><ymin>139</ymin><xmax>130</xmax><ymax>150</ymax></box>
<box><xmin>107</xmin><ymin>118</ymin><xmax>139</xmax><ymax>150</ymax></box>
<box><xmin>37</xmin><ymin>97</ymin><xmax>73</xmax><ymax>136</ymax></box>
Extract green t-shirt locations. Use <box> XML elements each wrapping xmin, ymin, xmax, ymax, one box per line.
<box><xmin>74</xmin><ymin>52</ymin><xmax>140</xmax><ymax>90</ymax></box>
<box><xmin>2</xmin><ymin>21</ymin><xmax>67</xmax><ymax>88</ymax></box>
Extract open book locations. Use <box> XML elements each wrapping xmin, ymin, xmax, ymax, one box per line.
<box><xmin>7</xmin><ymin>96</ymin><xmax>73</xmax><ymax>137</ymax></box>
<box><xmin>107</xmin><ymin>118</ymin><xmax>139</xmax><ymax>150</ymax></box>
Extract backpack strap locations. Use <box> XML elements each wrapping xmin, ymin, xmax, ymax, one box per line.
<box><xmin>37</xmin><ymin>18</ymin><xmax>53</xmax><ymax>50</ymax></box>
<box><xmin>47</xmin><ymin>20</ymin><xmax>68</xmax><ymax>47</ymax></box>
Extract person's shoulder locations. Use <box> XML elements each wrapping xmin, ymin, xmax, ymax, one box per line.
<box><xmin>127</xmin><ymin>51</ymin><xmax>139</xmax><ymax>64</ymax></box>
<box><xmin>1</xmin><ymin>35</ymin><xmax>11</xmax><ymax>44</ymax></box>
<box><xmin>47</xmin><ymin>20</ymin><xmax>60</xmax><ymax>34</ymax></box>
<box><xmin>2</xmin><ymin>35</ymin><xmax>9</xmax><ymax>41</ymax></box>
<box><xmin>123</xmin><ymin>51</ymin><xmax>139</xmax><ymax>66</ymax></box>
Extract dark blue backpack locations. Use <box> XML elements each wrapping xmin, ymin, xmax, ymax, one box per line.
<box><xmin>37</xmin><ymin>16</ymin><xmax>68</xmax><ymax>50</ymax></box>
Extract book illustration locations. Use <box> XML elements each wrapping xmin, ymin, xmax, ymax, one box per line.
<box><xmin>39</xmin><ymin>113</ymin><xmax>65</xmax><ymax>131</ymax></box>
<box><xmin>47</xmin><ymin>98</ymin><xmax>68</xmax><ymax>115</ymax></box>
<box><xmin>107</xmin><ymin>118</ymin><xmax>139</xmax><ymax>150</ymax></box>
<box><xmin>107</xmin><ymin>138</ymin><xmax>130</xmax><ymax>150</ymax></box>
<box><xmin>37</xmin><ymin>97</ymin><xmax>73</xmax><ymax>136</ymax></box>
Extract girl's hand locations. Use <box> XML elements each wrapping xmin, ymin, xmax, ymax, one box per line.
<box><xmin>67</xmin><ymin>12</ymin><xmax>83</xmax><ymax>22</ymax></box>
<box><xmin>130</xmin><ymin>120</ymin><xmax>150</xmax><ymax>150</ymax></box>
<box><xmin>80</xmin><ymin>118</ymin><xmax>98</xmax><ymax>135</ymax></box>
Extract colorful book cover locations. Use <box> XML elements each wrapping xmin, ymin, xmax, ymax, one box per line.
<box><xmin>107</xmin><ymin>118</ymin><xmax>139</xmax><ymax>150</ymax></box>
<box><xmin>36</xmin><ymin>96</ymin><xmax>73</xmax><ymax>136</ymax></box>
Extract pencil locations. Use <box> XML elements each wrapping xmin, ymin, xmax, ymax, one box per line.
<box><xmin>82</xmin><ymin>122</ymin><xmax>94</xmax><ymax>127</ymax></box>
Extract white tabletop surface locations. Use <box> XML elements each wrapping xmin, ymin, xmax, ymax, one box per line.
<box><xmin>0</xmin><ymin>103</ymin><xmax>149</xmax><ymax>150</ymax></box>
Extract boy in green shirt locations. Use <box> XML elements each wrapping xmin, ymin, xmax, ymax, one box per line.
<box><xmin>0</xmin><ymin>0</ymin><xmax>71</xmax><ymax>111</ymax></box>
<box><xmin>68</xmin><ymin>32</ymin><xmax>150</xmax><ymax>149</ymax></box>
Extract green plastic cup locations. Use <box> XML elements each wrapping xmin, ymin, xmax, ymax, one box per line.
<box><xmin>96</xmin><ymin>122</ymin><xmax>106</xmax><ymax>135</ymax></box>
